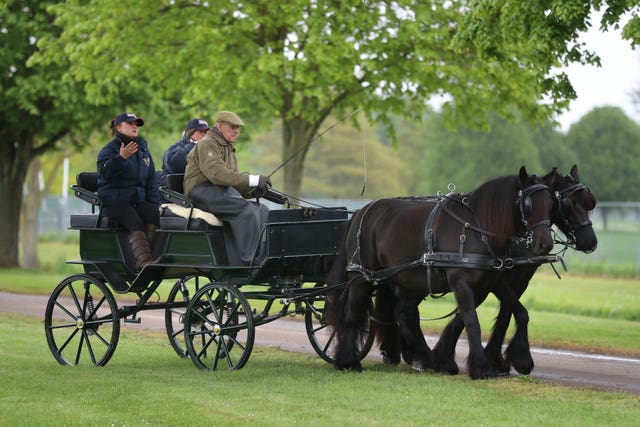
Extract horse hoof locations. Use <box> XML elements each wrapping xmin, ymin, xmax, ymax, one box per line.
<box><xmin>488</xmin><ymin>357</ymin><xmax>511</xmax><ymax>375</ymax></box>
<box><xmin>401</xmin><ymin>352</ymin><xmax>414</xmax><ymax>366</ymax></box>
<box><xmin>336</xmin><ymin>361</ymin><xmax>363</xmax><ymax>372</ymax></box>
<box><xmin>382</xmin><ymin>351</ymin><xmax>400</xmax><ymax>365</ymax></box>
<box><xmin>434</xmin><ymin>359</ymin><xmax>459</xmax><ymax>375</ymax></box>
<box><xmin>512</xmin><ymin>360</ymin><xmax>534</xmax><ymax>375</ymax></box>
<box><xmin>468</xmin><ymin>365</ymin><xmax>500</xmax><ymax>380</ymax></box>
<box><xmin>411</xmin><ymin>361</ymin><xmax>425</xmax><ymax>372</ymax></box>
<box><xmin>507</xmin><ymin>353</ymin><xmax>534</xmax><ymax>374</ymax></box>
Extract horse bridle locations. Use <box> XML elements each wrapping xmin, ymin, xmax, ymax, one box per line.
<box><xmin>513</xmin><ymin>183</ymin><xmax>553</xmax><ymax>248</ymax></box>
<box><xmin>554</xmin><ymin>180</ymin><xmax>593</xmax><ymax>243</ymax></box>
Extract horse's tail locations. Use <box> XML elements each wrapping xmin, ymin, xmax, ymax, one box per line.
<box><xmin>324</xmin><ymin>216</ymin><xmax>353</xmax><ymax>328</ymax></box>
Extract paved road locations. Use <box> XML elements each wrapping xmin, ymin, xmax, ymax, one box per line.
<box><xmin>3</xmin><ymin>291</ymin><xmax>639</xmax><ymax>395</ymax></box>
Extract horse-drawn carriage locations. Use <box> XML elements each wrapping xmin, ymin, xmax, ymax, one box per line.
<box><xmin>44</xmin><ymin>172</ymin><xmax>374</xmax><ymax>370</ymax></box>
<box><xmin>45</xmin><ymin>166</ymin><xmax>596</xmax><ymax>378</ymax></box>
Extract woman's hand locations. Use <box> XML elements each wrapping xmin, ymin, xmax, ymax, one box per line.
<box><xmin>119</xmin><ymin>141</ymin><xmax>139</xmax><ymax>159</ymax></box>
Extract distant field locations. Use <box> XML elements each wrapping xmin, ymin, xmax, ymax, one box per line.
<box><xmin>560</xmin><ymin>230</ymin><xmax>640</xmax><ymax>277</ymax></box>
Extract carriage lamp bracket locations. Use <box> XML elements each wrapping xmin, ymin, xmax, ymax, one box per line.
<box><xmin>124</xmin><ymin>314</ymin><xmax>142</xmax><ymax>324</ymax></box>
<box><xmin>119</xmin><ymin>306</ymin><xmax>142</xmax><ymax>324</ymax></box>
<box><xmin>279</xmin><ymin>298</ymin><xmax>304</xmax><ymax>314</ymax></box>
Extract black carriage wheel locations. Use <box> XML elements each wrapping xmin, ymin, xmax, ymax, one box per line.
<box><xmin>44</xmin><ymin>274</ymin><xmax>120</xmax><ymax>367</ymax></box>
<box><xmin>183</xmin><ymin>282</ymin><xmax>254</xmax><ymax>371</ymax></box>
<box><xmin>165</xmin><ymin>275</ymin><xmax>212</xmax><ymax>358</ymax></box>
<box><xmin>304</xmin><ymin>291</ymin><xmax>375</xmax><ymax>364</ymax></box>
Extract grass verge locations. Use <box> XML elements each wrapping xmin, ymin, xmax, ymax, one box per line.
<box><xmin>1</xmin><ymin>313</ymin><xmax>638</xmax><ymax>427</ymax></box>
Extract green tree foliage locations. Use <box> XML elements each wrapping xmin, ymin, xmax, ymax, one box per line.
<box><xmin>565</xmin><ymin>106</ymin><xmax>640</xmax><ymax>201</ymax></box>
<box><xmin>38</xmin><ymin>0</ymin><xmax>604</xmax><ymax>199</ymax></box>
<box><xmin>0</xmin><ymin>0</ymin><xmax>184</xmax><ymax>267</ymax></box>
<box><xmin>385</xmin><ymin>114</ymin><xmax>429</xmax><ymax>195</ymax></box>
<box><xmin>0</xmin><ymin>1</ymin><xmax>108</xmax><ymax>267</ymax></box>
<box><xmin>244</xmin><ymin>119</ymin><xmax>412</xmax><ymax>199</ymax></box>
<box><xmin>412</xmin><ymin>113</ymin><xmax>545</xmax><ymax>194</ymax></box>
<box><xmin>455</xmin><ymin>1</ymin><xmax>640</xmax><ymax>125</ymax></box>
<box><xmin>532</xmin><ymin>123</ymin><xmax>577</xmax><ymax>172</ymax></box>
<box><xmin>5</xmin><ymin>1</ymin><xmax>639</xmax><ymax>268</ymax></box>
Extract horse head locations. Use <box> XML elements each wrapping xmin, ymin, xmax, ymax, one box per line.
<box><xmin>543</xmin><ymin>165</ymin><xmax>598</xmax><ymax>253</ymax></box>
<box><xmin>514</xmin><ymin>166</ymin><xmax>555</xmax><ymax>256</ymax></box>
<box><xmin>469</xmin><ymin>167</ymin><xmax>554</xmax><ymax>256</ymax></box>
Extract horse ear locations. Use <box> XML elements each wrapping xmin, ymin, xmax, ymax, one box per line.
<box><xmin>519</xmin><ymin>166</ymin><xmax>528</xmax><ymax>183</ymax></box>
<box><xmin>542</xmin><ymin>168</ymin><xmax>558</xmax><ymax>186</ymax></box>
<box><xmin>570</xmin><ymin>164</ymin><xmax>580</xmax><ymax>182</ymax></box>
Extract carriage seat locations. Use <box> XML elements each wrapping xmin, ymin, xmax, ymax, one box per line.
<box><xmin>159</xmin><ymin>173</ymin><xmax>223</xmax><ymax>230</ymax></box>
<box><xmin>69</xmin><ymin>172</ymin><xmax>114</xmax><ymax>229</ymax></box>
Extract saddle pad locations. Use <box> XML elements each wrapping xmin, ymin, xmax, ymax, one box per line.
<box><xmin>161</xmin><ymin>203</ymin><xmax>223</xmax><ymax>227</ymax></box>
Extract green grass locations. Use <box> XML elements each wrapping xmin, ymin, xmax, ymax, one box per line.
<box><xmin>1</xmin><ymin>313</ymin><xmax>638</xmax><ymax>427</ymax></box>
<box><xmin>3</xmin><ymin>238</ymin><xmax>640</xmax><ymax>425</ymax></box>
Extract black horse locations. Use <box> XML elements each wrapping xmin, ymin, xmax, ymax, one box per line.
<box><xmin>429</xmin><ymin>165</ymin><xmax>597</xmax><ymax>376</ymax></box>
<box><xmin>325</xmin><ymin>167</ymin><xmax>555</xmax><ymax>379</ymax></box>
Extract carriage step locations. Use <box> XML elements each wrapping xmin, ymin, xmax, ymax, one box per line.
<box><xmin>124</xmin><ymin>316</ymin><xmax>141</xmax><ymax>324</ymax></box>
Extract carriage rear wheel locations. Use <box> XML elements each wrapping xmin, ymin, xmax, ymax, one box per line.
<box><xmin>183</xmin><ymin>282</ymin><xmax>254</xmax><ymax>370</ymax></box>
<box><xmin>165</xmin><ymin>275</ymin><xmax>212</xmax><ymax>358</ymax></box>
<box><xmin>44</xmin><ymin>274</ymin><xmax>120</xmax><ymax>366</ymax></box>
<box><xmin>304</xmin><ymin>289</ymin><xmax>375</xmax><ymax>363</ymax></box>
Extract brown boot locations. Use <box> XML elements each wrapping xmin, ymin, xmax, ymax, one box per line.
<box><xmin>145</xmin><ymin>224</ymin><xmax>157</xmax><ymax>247</ymax></box>
<box><xmin>129</xmin><ymin>230</ymin><xmax>153</xmax><ymax>270</ymax></box>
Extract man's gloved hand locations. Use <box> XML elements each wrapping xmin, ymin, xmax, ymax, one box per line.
<box><xmin>257</xmin><ymin>175</ymin><xmax>272</xmax><ymax>191</ymax></box>
<box><xmin>252</xmin><ymin>188</ymin><xmax>266</xmax><ymax>198</ymax></box>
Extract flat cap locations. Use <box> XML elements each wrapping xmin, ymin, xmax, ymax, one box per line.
<box><xmin>216</xmin><ymin>111</ymin><xmax>244</xmax><ymax>126</ymax></box>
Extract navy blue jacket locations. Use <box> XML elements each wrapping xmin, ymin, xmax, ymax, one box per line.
<box><xmin>160</xmin><ymin>136</ymin><xmax>195</xmax><ymax>185</ymax></box>
<box><xmin>97</xmin><ymin>134</ymin><xmax>160</xmax><ymax>207</ymax></box>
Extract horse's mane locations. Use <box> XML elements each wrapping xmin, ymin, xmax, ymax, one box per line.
<box><xmin>467</xmin><ymin>174</ymin><xmax>520</xmax><ymax>240</ymax></box>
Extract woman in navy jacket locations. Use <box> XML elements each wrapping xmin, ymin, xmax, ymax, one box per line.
<box><xmin>97</xmin><ymin>112</ymin><xmax>160</xmax><ymax>270</ymax></box>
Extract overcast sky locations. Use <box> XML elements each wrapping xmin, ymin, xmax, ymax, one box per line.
<box><xmin>555</xmin><ymin>13</ymin><xmax>640</xmax><ymax>132</ymax></box>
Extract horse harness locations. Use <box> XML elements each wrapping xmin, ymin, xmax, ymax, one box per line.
<box><xmin>346</xmin><ymin>185</ymin><xmax>561</xmax><ymax>293</ymax></box>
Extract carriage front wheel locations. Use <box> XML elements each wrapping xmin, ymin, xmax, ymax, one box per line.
<box><xmin>183</xmin><ymin>282</ymin><xmax>254</xmax><ymax>370</ymax></box>
<box><xmin>44</xmin><ymin>274</ymin><xmax>120</xmax><ymax>366</ymax></box>
<box><xmin>304</xmin><ymin>290</ymin><xmax>375</xmax><ymax>363</ymax></box>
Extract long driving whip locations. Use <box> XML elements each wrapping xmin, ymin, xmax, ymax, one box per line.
<box><xmin>267</xmin><ymin>109</ymin><xmax>360</xmax><ymax>178</ymax></box>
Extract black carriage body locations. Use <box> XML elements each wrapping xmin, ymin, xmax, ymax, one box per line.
<box><xmin>253</xmin><ymin>208</ymin><xmax>349</xmax><ymax>284</ymax></box>
<box><xmin>47</xmin><ymin>173</ymin><xmax>361</xmax><ymax>371</ymax></box>
<box><xmin>69</xmin><ymin>203</ymin><xmax>348</xmax><ymax>288</ymax></box>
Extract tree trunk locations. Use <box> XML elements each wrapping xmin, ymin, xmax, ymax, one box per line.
<box><xmin>20</xmin><ymin>159</ymin><xmax>42</xmax><ymax>269</ymax></box>
<box><xmin>20</xmin><ymin>154</ymin><xmax>65</xmax><ymax>269</ymax></box>
<box><xmin>281</xmin><ymin>117</ymin><xmax>320</xmax><ymax>198</ymax></box>
<box><xmin>0</xmin><ymin>155</ymin><xmax>30</xmax><ymax>268</ymax></box>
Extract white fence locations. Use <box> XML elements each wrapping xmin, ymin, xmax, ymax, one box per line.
<box><xmin>37</xmin><ymin>196</ymin><xmax>640</xmax><ymax>235</ymax></box>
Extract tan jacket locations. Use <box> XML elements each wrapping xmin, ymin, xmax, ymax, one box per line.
<box><xmin>183</xmin><ymin>129</ymin><xmax>252</xmax><ymax>197</ymax></box>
